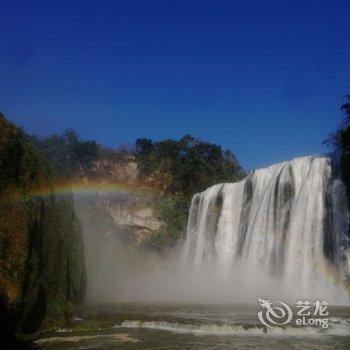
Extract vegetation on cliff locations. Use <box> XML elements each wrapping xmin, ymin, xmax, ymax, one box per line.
<box><xmin>135</xmin><ymin>135</ymin><xmax>244</xmax><ymax>195</ymax></box>
<box><xmin>135</xmin><ymin>135</ymin><xmax>244</xmax><ymax>249</ymax></box>
<box><xmin>325</xmin><ymin>95</ymin><xmax>350</xmax><ymax>207</ymax></box>
<box><xmin>0</xmin><ymin>114</ymin><xmax>86</xmax><ymax>345</ymax></box>
<box><xmin>29</xmin><ymin>130</ymin><xmax>244</xmax><ymax>250</ymax></box>
<box><xmin>29</xmin><ymin>129</ymin><xmax>100</xmax><ymax>179</ymax></box>
<box><xmin>28</xmin><ymin>129</ymin><xmax>244</xmax><ymax>251</ymax></box>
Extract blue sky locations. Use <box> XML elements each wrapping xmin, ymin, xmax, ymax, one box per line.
<box><xmin>1</xmin><ymin>0</ymin><xmax>350</xmax><ymax>170</ymax></box>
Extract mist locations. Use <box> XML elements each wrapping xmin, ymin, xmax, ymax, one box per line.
<box><xmin>73</xmin><ymin>157</ymin><xmax>350</xmax><ymax>306</ymax></box>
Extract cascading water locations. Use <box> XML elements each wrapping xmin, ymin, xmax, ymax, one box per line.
<box><xmin>182</xmin><ymin>156</ymin><xmax>350</xmax><ymax>304</ymax></box>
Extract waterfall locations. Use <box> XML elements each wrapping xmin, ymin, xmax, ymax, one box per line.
<box><xmin>182</xmin><ymin>156</ymin><xmax>350</xmax><ymax>304</ymax></box>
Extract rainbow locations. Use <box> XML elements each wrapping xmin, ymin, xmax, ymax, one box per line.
<box><xmin>3</xmin><ymin>180</ymin><xmax>160</xmax><ymax>203</ymax></box>
<box><xmin>50</xmin><ymin>181</ymin><xmax>157</xmax><ymax>197</ymax></box>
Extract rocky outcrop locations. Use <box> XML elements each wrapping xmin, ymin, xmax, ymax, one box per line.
<box><xmin>89</xmin><ymin>155</ymin><xmax>138</xmax><ymax>184</ymax></box>
<box><xmin>103</xmin><ymin>193</ymin><xmax>162</xmax><ymax>244</ymax></box>
<box><xmin>73</xmin><ymin>190</ymin><xmax>164</xmax><ymax>303</ymax></box>
<box><xmin>75</xmin><ymin>191</ymin><xmax>163</xmax><ymax>246</ymax></box>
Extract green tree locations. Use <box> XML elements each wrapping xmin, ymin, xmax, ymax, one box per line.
<box><xmin>29</xmin><ymin>129</ymin><xmax>100</xmax><ymax>178</ymax></box>
<box><xmin>135</xmin><ymin>134</ymin><xmax>244</xmax><ymax>195</ymax></box>
<box><xmin>135</xmin><ymin>135</ymin><xmax>244</xmax><ymax>249</ymax></box>
<box><xmin>325</xmin><ymin>95</ymin><xmax>350</xmax><ymax>207</ymax></box>
<box><xmin>0</xmin><ymin>114</ymin><xmax>86</xmax><ymax>344</ymax></box>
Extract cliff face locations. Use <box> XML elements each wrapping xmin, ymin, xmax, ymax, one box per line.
<box><xmin>91</xmin><ymin>157</ymin><xmax>138</xmax><ymax>184</ymax></box>
<box><xmin>0</xmin><ymin>115</ymin><xmax>86</xmax><ymax>344</ymax></box>
<box><xmin>73</xmin><ymin>191</ymin><xmax>163</xmax><ymax>303</ymax></box>
<box><xmin>75</xmin><ymin>191</ymin><xmax>163</xmax><ymax>247</ymax></box>
<box><xmin>102</xmin><ymin>193</ymin><xmax>162</xmax><ymax>242</ymax></box>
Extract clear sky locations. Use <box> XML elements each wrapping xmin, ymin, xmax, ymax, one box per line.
<box><xmin>1</xmin><ymin>0</ymin><xmax>350</xmax><ymax>170</ymax></box>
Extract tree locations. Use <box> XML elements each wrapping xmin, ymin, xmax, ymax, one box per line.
<box><xmin>135</xmin><ymin>135</ymin><xmax>244</xmax><ymax>195</ymax></box>
<box><xmin>135</xmin><ymin>135</ymin><xmax>244</xmax><ymax>248</ymax></box>
<box><xmin>28</xmin><ymin>129</ymin><xmax>100</xmax><ymax>178</ymax></box>
<box><xmin>342</xmin><ymin>95</ymin><xmax>350</xmax><ymax>120</ymax></box>
<box><xmin>325</xmin><ymin>95</ymin><xmax>350</xmax><ymax>213</ymax></box>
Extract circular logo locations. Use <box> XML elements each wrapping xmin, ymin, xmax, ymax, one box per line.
<box><xmin>257</xmin><ymin>298</ymin><xmax>293</xmax><ymax>328</ymax></box>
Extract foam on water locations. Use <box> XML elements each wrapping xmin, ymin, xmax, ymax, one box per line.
<box><xmin>116</xmin><ymin>318</ymin><xmax>350</xmax><ymax>337</ymax></box>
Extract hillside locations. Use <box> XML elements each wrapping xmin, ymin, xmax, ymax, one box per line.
<box><xmin>30</xmin><ymin>131</ymin><xmax>244</xmax><ymax>251</ymax></box>
<box><xmin>0</xmin><ymin>114</ymin><xmax>86</xmax><ymax>346</ymax></box>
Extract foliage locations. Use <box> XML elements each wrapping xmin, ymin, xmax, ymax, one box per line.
<box><xmin>46</xmin><ymin>300</ymin><xmax>74</xmax><ymax>316</ymax></box>
<box><xmin>136</xmin><ymin>135</ymin><xmax>245</xmax><ymax>250</ymax></box>
<box><xmin>72</xmin><ymin>320</ymin><xmax>105</xmax><ymax>332</ymax></box>
<box><xmin>29</xmin><ymin>129</ymin><xmax>100</xmax><ymax>179</ymax></box>
<box><xmin>135</xmin><ymin>134</ymin><xmax>244</xmax><ymax>195</ymax></box>
<box><xmin>156</xmin><ymin>194</ymin><xmax>190</xmax><ymax>243</ymax></box>
<box><xmin>324</xmin><ymin>95</ymin><xmax>350</xmax><ymax>200</ymax></box>
<box><xmin>142</xmin><ymin>194</ymin><xmax>190</xmax><ymax>250</ymax></box>
<box><xmin>26</xmin><ymin>126</ymin><xmax>245</xmax><ymax>252</ymax></box>
<box><xmin>27</xmin><ymin>130</ymin><xmax>245</xmax><ymax>251</ymax></box>
<box><xmin>324</xmin><ymin>95</ymin><xmax>350</xmax><ymax>251</ymax></box>
<box><xmin>0</xmin><ymin>114</ymin><xmax>86</xmax><ymax>341</ymax></box>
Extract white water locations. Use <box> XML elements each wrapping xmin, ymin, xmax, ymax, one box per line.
<box><xmin>182</xmin><ymin>156</ymin><xmax>350</xmax><ymax>304</ymax></box>
<box><xmin>116</xmin><ymin>318</ymin><xmax>350</xmax><ymax>336</ymax></box>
